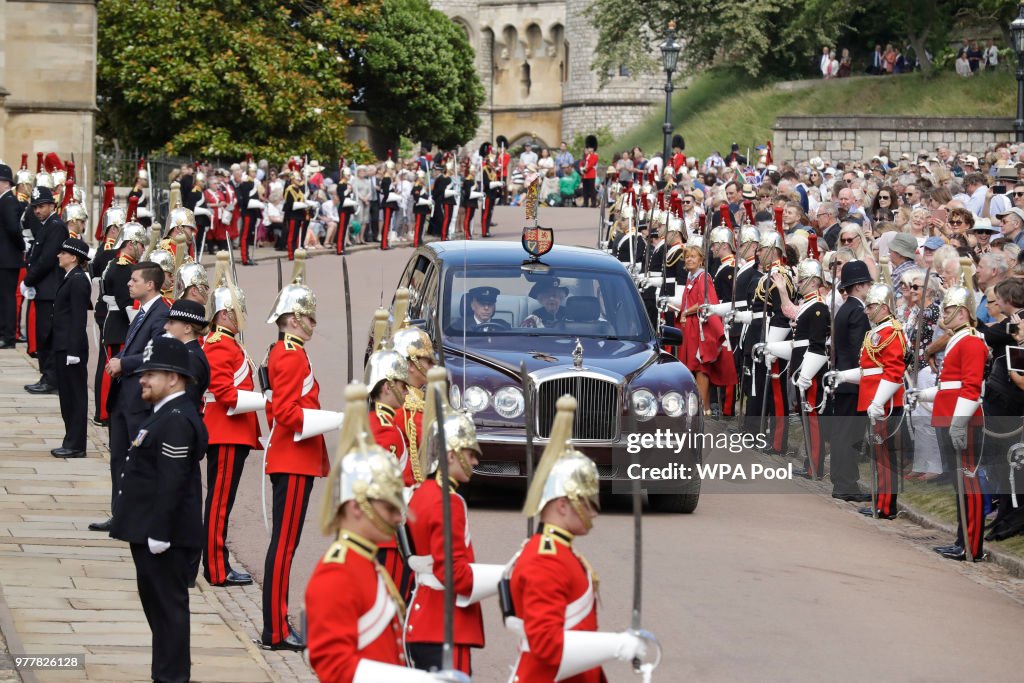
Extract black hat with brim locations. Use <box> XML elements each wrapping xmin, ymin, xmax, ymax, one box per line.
<box><xmin>59</xmin><ymin>237</ymin><xmax>91</xmax><ymax>261</ymax></box>
<box><xmin>838</xmin><ymin>260</ymin><xmax>873</xmax><ymax>291</ymax></box>
<box><xmin>468</xmin><ymin>285</ymin><xmax>499</xmax><ymax>304</ymax></box>
<box><xmin>168</xmin><ymin>299</ymin><xmax>208</xmax><ymax>326</ymax></box>
<box><xmin>30</xmin><ymin>186</ymin><xmax>55</xmax><ymax>207</ymax></box>
<box><xmin>135</xmin><ymin>337</ymin><xmax>194</xmax><ymax>378</ymax></box>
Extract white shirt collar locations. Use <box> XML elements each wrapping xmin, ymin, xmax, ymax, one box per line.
<box><xmin>138</xmin><ymin>296</ymin><xmax>159</xmax><ymax>314</ymax></box>
<box><xmin>153</xmin><ymin>390</ymin><xmax>186</xmax><ymax>413</ymax></box>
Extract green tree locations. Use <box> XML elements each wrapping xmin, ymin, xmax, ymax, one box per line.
<box><xmin>356</xmin><ymin>0</ymin><xmax>484</xmax><ymax>149</ymax></box>
<box><xmin>97</xmin><ymin>0</ymin><xmax>371</xmax><ymax>159</ymax></box>
<box><xmin>589</xmin><ymin>0</ymin><xmax>863</xmax><ymax>82</ymax></box>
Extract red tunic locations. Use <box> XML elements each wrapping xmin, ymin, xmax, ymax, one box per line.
<box><xmin>675</xmin><ymin>270</ymin><xmax>737</xmax><ymax>386</ymax></box>
<box><xmin>857</xmin><ymin>319</ymin><xmax>907</xmax><ymax>412</ymax></box>
<box><xmin>510</xmin><ymin>525</ymin><xmax>606</xmax><ymax>683</ymax></box>
<box><xmin>580</xmin><ymin>153</ymin><xmax>598</xmax><ymax>180</ymax></box>
<box><xmin>405</xmin><ymin>478</ymin><xmax>484</xmax><ymax>648</ymax></box>
<box><xmin>201</xmin><ymin>327</ymin><xmax>262</xmax><ymax>449</ymax></box>
<box><xmin>265</xmin><ymin>334</ymin><xmax>329</xmax><ymax>477</ymax></box>
<box><xmin>369</xmin><ymin>404</ymin><xmax>407</xmax><ymax>473</ymax></box>
<box><xmin>931</xmin><ymin>326</ymin><xmax>986</xmax><ymax>427</ymax></box>
<box><xmin>306</xmin><ymin>532</ymin><xmax>406</xmax><ymax>683</ymax></box>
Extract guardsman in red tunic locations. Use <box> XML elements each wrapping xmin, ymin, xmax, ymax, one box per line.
<box><xmin>505</xmin><ymin>396</ymin><xmax>657</xmax><ymax>683</ymax></box>
<box><xmin>405</xmin><ymin>368</ymin><xmax>502</xmax><ymax>675</ymax></box>
<box><xmin>201</xmin><ymin>253</ymin><xmax>264</xmax><ymax>586</ymax></box>
<box><xmin>391</xmin><ymin>303</ymin><xmax>435</xmax><ymax>487</ymax></box>
<box><xmin>364</xmin><ymin>308</ymin><xmax>414</xmax><ymax>598</ymax></box>
<box><xmin>910</xmin><ymin>285</ymin><xmax>988</xmax><ymax>561</ymax></box>
<box><xmin>306</xmin><ymin>383</ymin><xmax>450</xmax><ymax>683</ymax></box>
<box><xmin>260</xmin><ymin>252</ymin><xmax>343</xmax><ymax>650</ymax></box>
<box><xmin>826</xmin><ymin>283</ymin><xmax>907</xmax><ymax>519</ymax></box>
<box><xmin>764</xmin><ymin>258</ymin><xmax>830</xmax><ymax>479</ymax></box>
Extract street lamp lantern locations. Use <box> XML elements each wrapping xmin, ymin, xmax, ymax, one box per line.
<box><xmin>660</xmin><ymin>21</ymin><xmax>681</xmax><ymax>168</ymax></box>
<box><xmin>1013</xmin><ymin>2</ymin><xmax>1024</xmax><ymax>141</ymax></box>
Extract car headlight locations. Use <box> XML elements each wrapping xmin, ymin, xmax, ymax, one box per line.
<box><xmin>463</xmin><ymin>386</ymin><xmax>490</xmax><ymax>414</ymax></box>
<box><xmin>631</xmin><ymin>389</ymin><xmax>657</xmax><ymax>421</ymax></box>
<box><xmin>687</xmin><ymin>391</ymin><xmax>700</xmax><ymax>417</ymax></box>
<box><xmin>661</xmin><ymin>391</ymin><xmax>685</xmax><ymax>418</ymax></box>
<box><xmin>449</xmin><ymin>383</ymin><xmax>462</xmax><ymax>410</ymax></box>
<box><xmin>493</xmin><ymin>386</ymin><xmax>525</xmax><ymax>419</ymax></box>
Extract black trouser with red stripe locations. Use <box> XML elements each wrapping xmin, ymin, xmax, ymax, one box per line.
<box><xmin>481</xmin><ymin>196</ymin><xmax>494</xmax><ymax>237</ymax></box>
<box><xmin>380</xmin><ymin>206</ymin><xmax>395</xmax><ymax>250</ymax></box>
<box><xmin>413</xmin><ymin>212</ymin><xmax>428</xmax><ymax>247</ymax></box>
<box><xmin>871</xmin><ymin>408</ymin><xmax>903</xmax><ymax>517</ymax></box>
<box><xmin>408</xmin><ymin>643</ymin><xmax>472</xmax><ymax>676</ymax></box>
<box><xmin>441</xmin><ymin>204</ymin><xmax>453</xmax><ymax>241</ymax></box>
<box><xmin>94</xmin><ymin>342</ymin><xmax>121</xmax><ymax>423</ymax></box>
<box><xmin>262</xmin><ymin>473</ymin><xmax>314</xmax><ymax>644</ymax></box>
<box><xmin>337</xmin><ymin>211</ymin><xmax>352</xmax><ymax>254</ymax></box>
<box><xmin>801</xmin><ymin>376</ymin><xmax>825</xmax><ymax>478</ymax></box>
<box><xmin>285</xmin><ymin>213</ymin><xmax>305</xmax><ymax>260</ymax></box>
<box><xmin>240</xmin><ymin>211</ymin><xmax>259</xmax><ymax>264</ymax></box>
<box><xmin>462</xmin><ymin>206</ymin><xmax>475</xmax><ymax>239</ymax></box>
<box><xmin>937</xmin><ymin>423</ymin><xmax>984</xmax><ymax>558</ymax></box>
<box><xmin>204</xmin><ymin>445</ymin><xmax>250</xmax><ymax>585</ymax></box>
<box><xmin>748</xmin><ymin>358</ymin><xmax>788</xmax><ymax>452</ymax></box>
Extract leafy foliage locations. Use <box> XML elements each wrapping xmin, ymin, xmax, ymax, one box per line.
<box><xmin>356</xmin><ymin>0</ymin><xmax>485</xmax><ymax>148</ymax></box>
<box><xmin>97</xmin><ymin>0</ymin><xmax>371</xmax><ymax>159</ymax></box>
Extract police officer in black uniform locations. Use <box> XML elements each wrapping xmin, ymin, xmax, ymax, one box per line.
<box><xmin>0</xmin><ymin>163</ymin><xmax>23</xmax><ymax>349</ymax></box>
<box><xmin>23</xmin><ymin>186</ymin><xmax>69</xmax><ymax>394</ymax></box>
<box><xmin>450</xmin><ymin>286</ymin><xmax>509</xmax><ymax>332</ymax></box>
<box><xmin>110</xmin><ymin>336</ymin><xmax>207</xmax><ymax>683</ymax></box>
<box><xmin>51</xmin><ymin>238</ymin><xmax>92</xmax><ymax>458</ymax></box>
<box><xmin>163</xmin><ymin>299</ymin><xmax>211</xmax><ymax>410</ymax></box>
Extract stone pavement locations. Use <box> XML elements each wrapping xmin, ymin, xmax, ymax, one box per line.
<box><xmin>0</xmin><ymin>350</ymin><xmax>315</xmax><ymax>682</ymax></box>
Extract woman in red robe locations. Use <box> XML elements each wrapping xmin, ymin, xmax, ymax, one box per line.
<box><xmin>674</xmin><ymin>246</ymin><xmax>738</xmax><ymax>413</ymax></box>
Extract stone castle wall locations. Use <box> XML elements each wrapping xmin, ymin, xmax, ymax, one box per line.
<box><xmin>773</xmin><ymin>116</ymin><xmax>1016</xmax><ymax>164</ymax></box>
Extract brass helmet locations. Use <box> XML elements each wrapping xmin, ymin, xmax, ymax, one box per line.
<box><xmin>941</xmin><ymin>285</ymin><xmax>976</xmax><ymax>323</ymax></box>
<box><xmin>102</xmin><ymin>203</ymin><xmax>128</xmax><ymax>234</ymax></box>
<box><xmin>795</xmin><ymin>258</ymin><xmax>823</xmax><ymax>285</ymax></box>
<box><xmin>758</xmin><ymin>231</ymin><xmax>784</xmax><ymax>252</ymax></box>
<box><xmin>365</xmin><ymin>349</ymin><xmax>409</xmax><ymax>392</ymax></box>
<box><xmin>522</xmin><ymin>396</ymin><xmax>600</xmax><ymax>528</ymax></box>
<box><xmin>708</xmin><ymin>226</ymin><xmax>735</xmax><ymax>250</ymax></box>
<box><xmin>266</xmin><ymin>250</ymin><xmax>317</xmax><ymax>332</ymax></box>
<box><xmin>420</xmin><ymin>368</ymin><xmax>481</xmax><ymax>477</ymax></box>
<box><xmin>63</xmin><ymin>202</ymin><xmax>88</xmax><ymax>224</ymax></box>
<box><xmin>113</xmin><ymin>222</ymin><xmax>148</xmax><ymax>250</ymax></box>
<box><xmin>175</xmin><ymin>261</ymin><xmax>209</xmax><ymax>300</ymax></box>
<box><xmin>864</xmin><ymin>282</ymin><xmax>894</xmax><ymax>309</ymax></box>
<box><xmin>320</xmin><ymin>383</ymin><xmax>406</xmax><ymax>536</ymax></box>
<box><xmin>207</xmin><ymin>252</ymin><xmax>247</xmax><ymax>329</ymax></box>
<box><xmin>738</xmin><ymin>226</ymin><xmax>760</xmax><ymax>247</ymax></box>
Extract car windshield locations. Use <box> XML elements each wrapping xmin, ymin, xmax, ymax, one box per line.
<box><xmin>442</xmin><ymin>264</ymin><xmax>651</xmax><ymax>340</ymax></box>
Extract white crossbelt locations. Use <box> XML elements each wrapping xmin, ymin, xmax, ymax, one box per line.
<box><xmin>863</xmin><ymin>367</ymin><xmax>883</xmax><ymax>376</ymax></box>
<box><xmin>791</xmin><ymin>340</ymin><xmax>809</xmax><ymax>348</ymax></box>
<box><xmin>937</xmin><ymin>381</ymin><xmax>962</xmax><ymax>390</ymax></box>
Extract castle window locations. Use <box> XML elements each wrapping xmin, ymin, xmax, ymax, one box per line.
<box><xmin>618</xmin><ymin>64</ymin><xmax>631</xmax><ymax>77</ymax></box>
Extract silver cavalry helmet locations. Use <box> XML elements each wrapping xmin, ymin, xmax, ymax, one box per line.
<box><xmin>148</xmin><ymin>248</ymin><xmax>176</xmax><ymax>276</ymax></box>
<box><xmin>708</xmin><ymin>226</ymin><xmax>735</xmax><ymax>250</ymax></box>
<box><xmin>175</xmin><ymin>262</ymin><xmax>209</xmax><ymax>299</ymax></box>
<box><xmin>365</xmin><ymin>348</ymin><xmax>409</xmax><ymax>391</ymax></box>
<box><xmin>739</xmin><ymin>226</ymin><xmax>760</xmax><ymax>247</ymax></box>
<box><xmin>864</xmin><ymin>282</ymin><xmax>894</xmax><ymax>309</ymax></box>
<box><xmin>941</xmin><ymin>285</ymin><xmax>976</xmax><ymax>322</ymax></box>
<box><xmin>795</xmin><ymin>258</ymin><xmax>824</xmax><ymax>285</ymax></box>
<box><xmin>114</xmin><ymin>222</ymin><xmax>148</xmax><ymax>250</ymax></box>
<box><xmin>420</xmin><ymin>368</ymin><xmax>482</xmax><ymax>477</ymax></box>
<box><xmin>102</xmin><ymin>204</ymin><xmax>128</xmax><ymax>234</ymax></box>
<box><xmin>164</xmin><ymin>203</ymin><xmax>197</xmax><ymax>240</ymax></box>
<box><xmin>266</xmin><ymin>250</ymin><xmax>317</xmax><ymax>328</ymax></box>
<box><xmin>758</xmin><ymin>231</ymin><xmax>784</xmax><ymax>252</ymax></box>
<box><xmin>63</xmin><ymin>202</ymin><xmax>88</xmax><ymax>224</ymax></box>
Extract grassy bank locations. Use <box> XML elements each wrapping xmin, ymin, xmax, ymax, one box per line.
<box><xmin>610</xmin><ymin>68</ymin><xmax>1016</xmax><ymax>161</ymax></box>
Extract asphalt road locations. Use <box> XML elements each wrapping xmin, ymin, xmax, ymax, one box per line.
<box><xmin>202</xmin><ymin>207</ymin><xmax>1024</xmax><ymax>681</ymax></box>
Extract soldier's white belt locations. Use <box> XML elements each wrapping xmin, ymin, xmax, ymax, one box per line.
<box><xmin>862</xmin><ymin>368</ymin><xmax>883</xmax><ymax>376</ymax></box>
<box><xmin>791</xmin><ymin>340</ymin><xmax>810</xmax><ymax>348</ymax></box>
<box><xmin>750</xmin><ymin>312</ymin><xmax>765</xmax><ymax>320</ymax></box>
<box><xmin>938</xmin><ymin>381</ymin><xmax>963</xmax><ymax>390</ymax></box>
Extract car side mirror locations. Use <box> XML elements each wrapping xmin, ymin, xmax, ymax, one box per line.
<box><xmin>659</xmin><ymin>325</ymin><xmax>682</xmax><ymax>346</ymax></box>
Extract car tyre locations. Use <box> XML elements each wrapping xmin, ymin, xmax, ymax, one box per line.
<box><xmin>649</xmin><ymin>481</ymin><xmax>700</xmax><ymax>514</ymax></box>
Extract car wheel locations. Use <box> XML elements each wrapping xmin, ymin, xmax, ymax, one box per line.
<box><xmin>649</xmin><ymin>480</ymin><xmax>700</xmax><ymax>514</ymax></box>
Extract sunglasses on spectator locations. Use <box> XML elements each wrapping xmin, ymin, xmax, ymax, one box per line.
<box><xmin>878</xmin><ymin>194</ymin><xmax>891</xmax><ymax>200</ymax></box>
<box><xmin>900</xmin><ymin>283</ymin><xmax>922</xmax><ymax>291</ymax></box>
<box><xmin>840</xmin><ymin>236</ymin><xmax>859</xmax><ymax>244</ymax></box>
<box><xmin>1011</xmin><ymin>191</ymin><xmax>1024</xmax><ymax>198</ymax></box>
<box><xmin>948</xmin><ymin>219</ymin><xmax>965</xmax><ymax>226</ymax></box>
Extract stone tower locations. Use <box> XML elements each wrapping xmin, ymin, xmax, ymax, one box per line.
<box><xmin>432</xmin><ymin>0</ymin><xmax>661</xmax><ymax>152</ymax></box>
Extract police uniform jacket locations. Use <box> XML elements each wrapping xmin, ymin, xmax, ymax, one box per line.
<box><xmin>51</xmin><ymin>266</ymin><xmax>91</xmax><ymax>359</ymax></box>
<box><xmin>0</xmin><ymin>188</ymin><xmax>24</xmax><ymax>269</ymax></box>
<box><xmin>833</xmin><ymin>295</ymin><xmax>869</xmax><ymax>396</ymax></box>
<box><xmin>509</xmin><ymin>524</ymin><xmax>602</xmax><ymax>683</ymax></box>
<box><xmin>23</xmin><ymin>212</ymin><xmax>69</xmax><ymax>301</ymax></box>
<box><xmin>405</xmin><ymin>477</ymin><xmax>484</xmax><ymax>648</ymax></box>
<box><xmin>110</xmin><ymin>392</ymin><xmax>207</xmax><ymax>547</ymax></box>
<box><xmin>265</xmin><ymin>333</ymin><xmax>329</xmax><ymax>477</ymax></box>
<box><xmin>201</xmin><ymin>327</ymin><xmax>262</xmax><ymax>449</ymax></box>
<box><xmin>184</xmin><ymin>338</ymin><xmax>211</xmax><ymax>412</ymax></box>
<box><xmin>100</xmin><ymin>258</ymin><xmax>135</xmax><ymax>346</ymax></box>
<box><xmin>931</xmin><ymin>325</ymin><xmax>986</xmax><ymax>427</ymax></box>
<box><xmin>306</xmin><ymin>531</ymin><xmax>407</xmax><ymax>682</ymax></box>
<box><xmin>857</xmin><ymin>318</ymin><xmax>907</xmax><ymax>412</ymax></box>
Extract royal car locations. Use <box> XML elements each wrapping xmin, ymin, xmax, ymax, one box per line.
<box><xmin>382</xmin><ymin>241</ymin><xmax>704</xmax><ymax>513</ymax></box>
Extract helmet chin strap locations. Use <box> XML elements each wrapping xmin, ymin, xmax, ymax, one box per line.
<box><xmin>799</xmin><ymin>278</ymin><xmax>819</xmax><ymax>297</ymax></box>
<box><xmin>357</xmin><ymin>496</ymin><xmax>396</xmax><ymax>537</ymax></box>
<box><xmin>942</xmin><ymin>306</ymin><xmax>970</xmax><ymax>329</ymax></box>
<box><xmin>569</xmin><ymin>496</ymin><xmax>593</xmax><ymax>531</ymax></box>
<box><xmin>296</xmin><ymin>314</ymin><xmax>314</xmax><ymax>337</ymax></box>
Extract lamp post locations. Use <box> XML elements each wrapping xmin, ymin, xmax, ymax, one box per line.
<box><xmin>659</xmin><ymin>21</ymin><xmax>681</xmax><ymax>166</ymax></box>
<box><xmin>1013</xmin><ymin>2</ymin><xmax>1024</xmax><ymax>142</ymax></box>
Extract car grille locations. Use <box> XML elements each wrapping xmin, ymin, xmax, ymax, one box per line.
<box><xmin>536</xmin><ymin>374</ymin><xmax>619</xmax><ymax>441</ymax></box>
<box><xmin>475</xmin><ymin>461</ymin><xmax>520</xmax><ymax>475</ymax></box>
